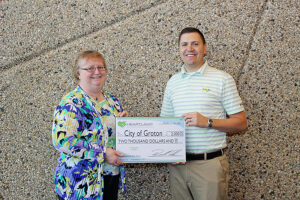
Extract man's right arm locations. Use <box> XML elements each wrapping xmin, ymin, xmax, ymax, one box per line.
<box><xmin>160</xmin><ymin>85</ymin><xmax>174</xmax><ymax>117</ymax></box>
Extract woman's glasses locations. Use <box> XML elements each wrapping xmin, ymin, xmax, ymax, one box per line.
<box><xmin>80</xmin><ymin>65</ymin><xmax>106</xmax><ymax>73</ymax></box>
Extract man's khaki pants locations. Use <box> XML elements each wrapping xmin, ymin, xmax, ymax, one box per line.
<box><xmin>168</xmin><ymin>154</ymin><xmax>229</xmax><ymax>200</ymax></box>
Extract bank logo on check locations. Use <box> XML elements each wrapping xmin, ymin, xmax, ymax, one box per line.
<box><xmin>118</xmin><ymin>121</ymin><xmax>126</xmax><ymax>127</ymax></box>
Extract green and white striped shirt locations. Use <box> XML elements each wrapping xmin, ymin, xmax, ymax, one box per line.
<box><xmin>160</xmin><ymin>61</ymin><xmax>244</xmax><ymax>153</ymax></box>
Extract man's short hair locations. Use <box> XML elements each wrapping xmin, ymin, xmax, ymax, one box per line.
<box><xmin>178</xmin><ymin>27</ymin><xmax>206</xmax><ymax>45</ymax></box>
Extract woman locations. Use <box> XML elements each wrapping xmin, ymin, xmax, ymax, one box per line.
<box><xmin>52</xmin><ymin>50</ymin><xmax>127</xmax><ymax>200</ymax></box>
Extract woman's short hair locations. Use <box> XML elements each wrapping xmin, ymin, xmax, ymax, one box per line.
<box><xmin>73</xmin><ymin>50</ymin><xmax>106</xmax><ymax>81</ymax></box>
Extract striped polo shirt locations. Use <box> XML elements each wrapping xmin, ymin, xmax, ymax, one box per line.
<box><xmin>160</xmin><ymin>61</ymin><xmax>244</xmax><ymax>153</ymax></box>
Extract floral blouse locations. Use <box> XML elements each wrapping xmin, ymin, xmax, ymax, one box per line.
<box><xmin>96</xmin><ymin>100</ymin><xmax>120</xmax><ymax>176</ymax></box>
<box><xmin>52</xmin><ymin>86</ymin><xmax>126</xmax><ymax>200</ymax></box>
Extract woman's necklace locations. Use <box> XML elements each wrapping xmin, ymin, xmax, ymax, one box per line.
<box><xmin>93</xmin><ymin>94</ymin><xmax>103</xmax><ymax>101</ymax></box>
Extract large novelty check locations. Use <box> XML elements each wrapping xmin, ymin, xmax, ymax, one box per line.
<box><xmin>116</xmin><ymin>117</ymin><xmax>186</xmax><ymax>163</ymax></box>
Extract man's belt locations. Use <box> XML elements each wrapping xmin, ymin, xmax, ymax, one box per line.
<box><xmin>186</xmin><ymin>148</ymin><xmax>227</xmax><ymax>161</ymax></box>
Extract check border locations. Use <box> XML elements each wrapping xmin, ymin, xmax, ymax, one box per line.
<box><xmin>116</xmin><ymin>117</ymin><xmax>186</xmax><ymax>163</ymax></box>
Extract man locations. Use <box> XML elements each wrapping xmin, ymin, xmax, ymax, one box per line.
<box><xmin>160</xmin><ymin>27</ymin><xmax>247</xmax><ymax>200</ymax></box>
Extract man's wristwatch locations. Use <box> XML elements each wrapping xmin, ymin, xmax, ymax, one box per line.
<box><xmin>208</xmin><ymin>119</ymin><xmax>213</xmax><ymax>128</ymax></box>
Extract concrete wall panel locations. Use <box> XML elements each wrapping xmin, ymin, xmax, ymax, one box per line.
<box><xmin>230</xmin><ymin>1</ymin><xmax>299</xmax><ymax>199</ymax></box>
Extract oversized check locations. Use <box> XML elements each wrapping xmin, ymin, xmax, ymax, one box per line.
<box><xmin>116</xmin><ymin>117</ymin><xmax>186</xmax><ymax>163</ymax></box>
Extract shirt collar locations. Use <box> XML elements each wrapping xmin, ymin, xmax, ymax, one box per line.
<box><xmin>180</xmin><ymin>61</ymin><xmax>208</xmax><ymax>78</ymax></box>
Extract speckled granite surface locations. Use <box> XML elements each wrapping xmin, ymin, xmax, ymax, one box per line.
<box><xmin>0</xmin><ymin>0</ymin><xmax>166</xmax><ymax>69</ymax></box>
<box><xmin>0</xmin><ymin>0</ymin><xmax>299</xmax><ymax>199</ymax></box>
<box><xmin>229</xmin><ymin>1</ymin><xmax>299</xmax><ymax>199</ymax></box>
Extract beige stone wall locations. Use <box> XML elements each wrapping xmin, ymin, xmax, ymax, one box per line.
<box><xmin>0</xmin><ymin>0</ymin><xmax>298</xmax><ymax>199</ymax></box>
